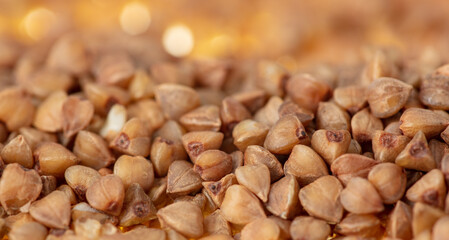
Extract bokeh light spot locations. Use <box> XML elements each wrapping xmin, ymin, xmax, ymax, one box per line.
<box><xmin>162</xmin><ymin>24</ymin><xmax>194</xmax><ymax>57</ymax></box>
<box><xmin>23</xmin><ymin>8</ymin><xmax>56</xmax><ymax>40</ymax></box>
<box><xmin>120</xmin><ymin>2</ymin><xmax>151</xmax><ymax>36</ymax></box>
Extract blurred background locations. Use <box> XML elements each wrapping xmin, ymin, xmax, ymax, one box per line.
<box><xmin>1</xmin><ymin>0</ymin><xmax>449</xmax><ymax>70</ymax></box>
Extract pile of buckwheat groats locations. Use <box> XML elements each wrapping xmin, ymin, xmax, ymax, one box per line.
<box><xmin>0</xmin><ymin>34</ymin><xmax>449</xmax><ymax>240</ymax></box>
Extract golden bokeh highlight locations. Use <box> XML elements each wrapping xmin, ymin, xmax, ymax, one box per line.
<box><xmin>119</xmin><ymin>2</ymin><xmax>151</xmax><ymax>36</ymax></box>
<box><xmin>22</xmin><ymin>7</ymin><xmax>56</xmax><ymax>40</ymax></box>
<box><xmin>209</xmin><ymin>34</ymin><xmax>235</xmax><ymax>56</ymax></box>
<box><xmin>162</xmin><ymin>24</ymin><xmax>194</xmax><ymax>57</ymax></box>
